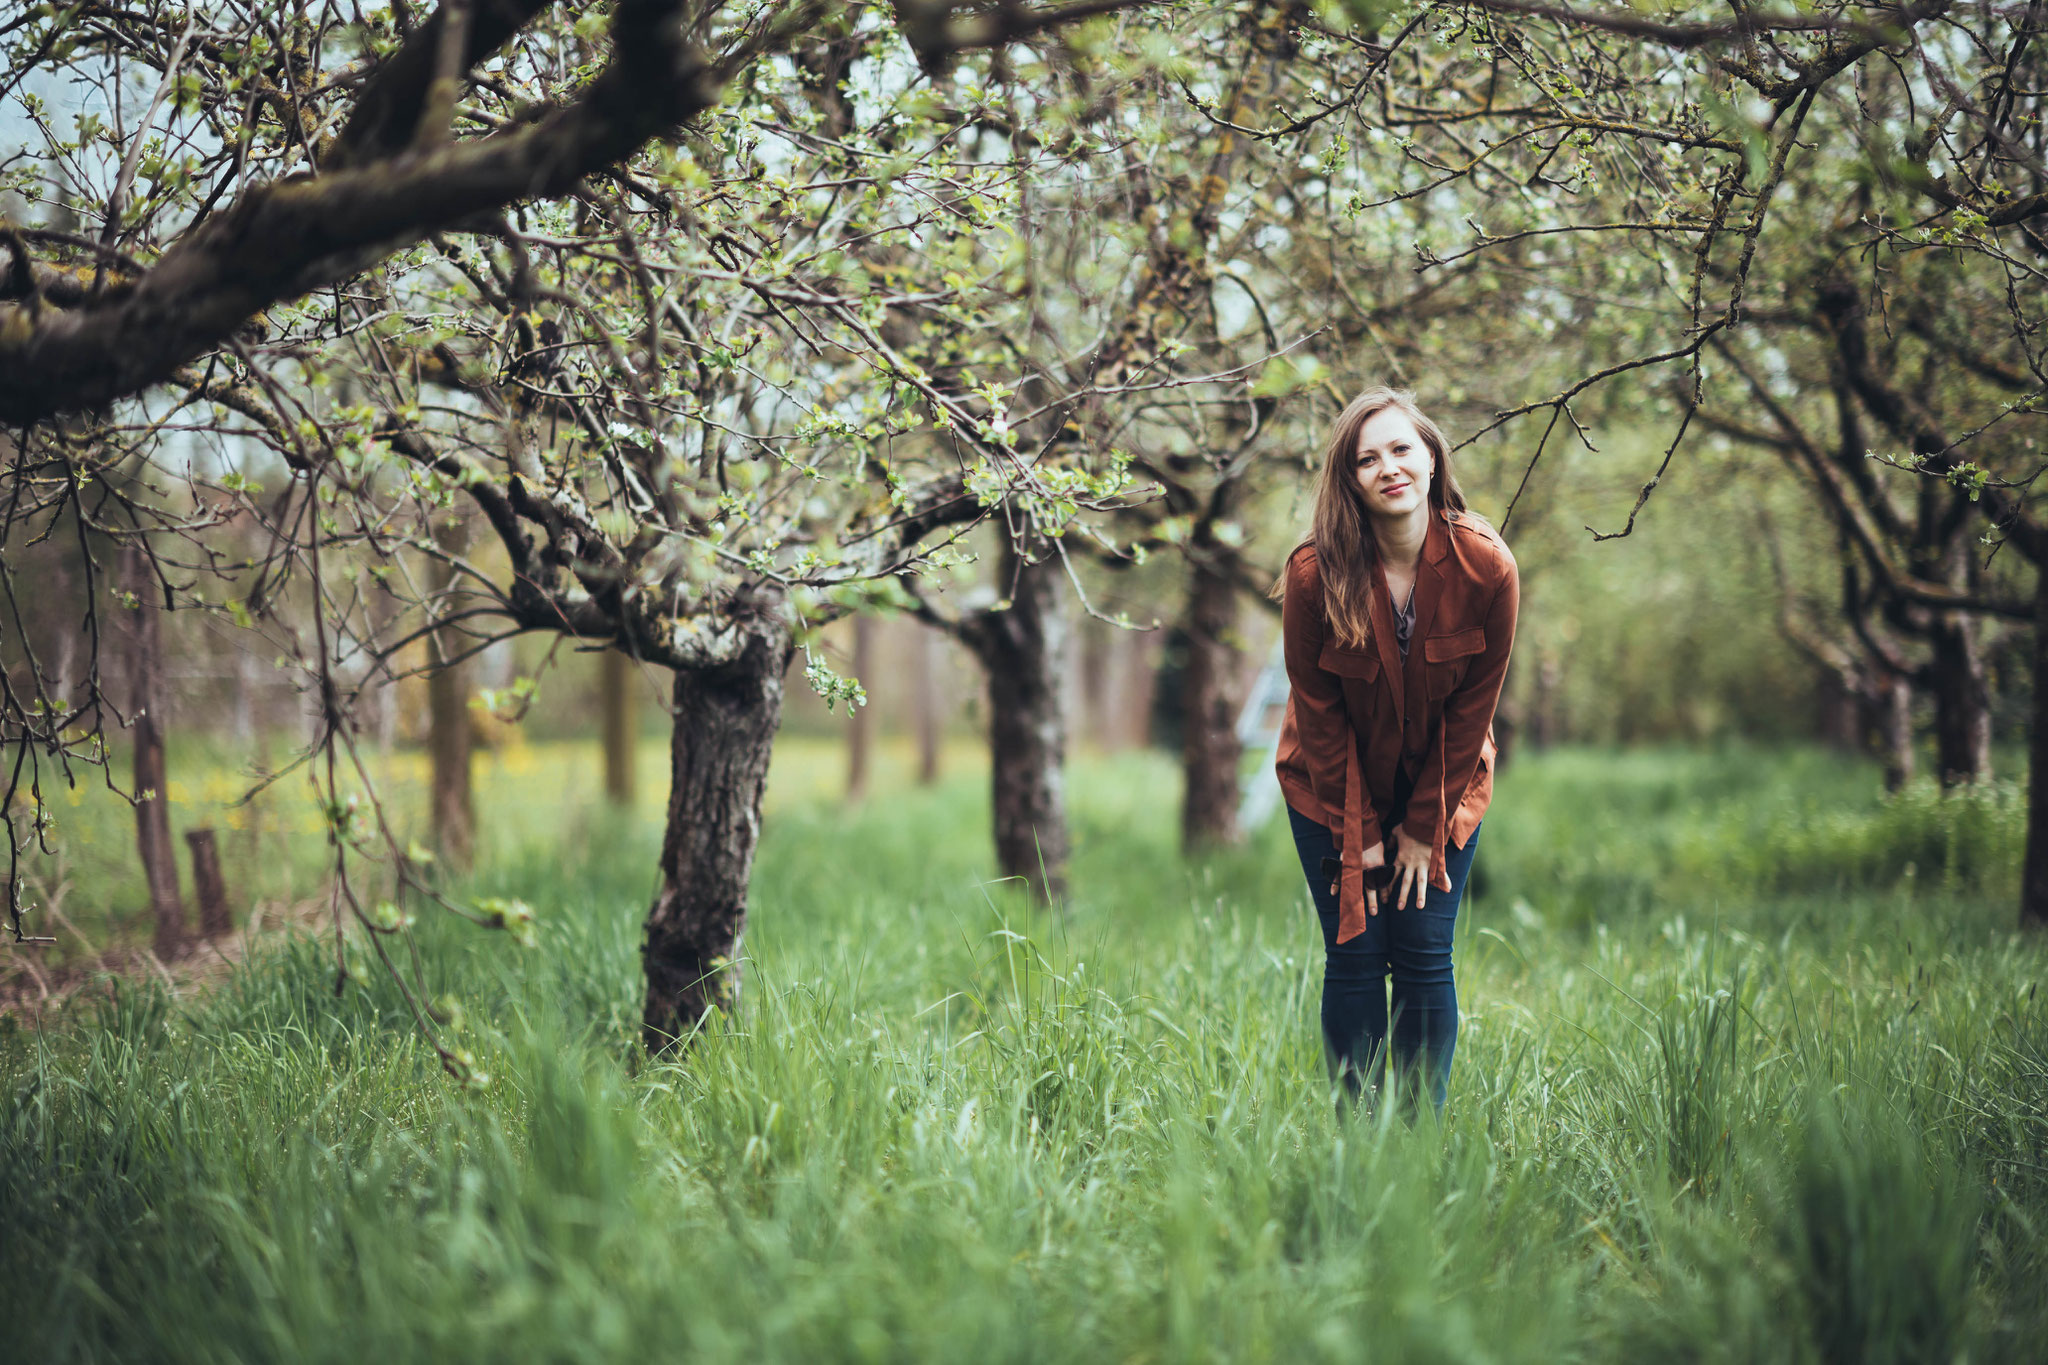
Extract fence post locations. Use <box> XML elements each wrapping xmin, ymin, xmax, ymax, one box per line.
<box><xmin>185</xmin><ymin>828</ymin><xmax>232</xmax><ymax>938</ymax></box>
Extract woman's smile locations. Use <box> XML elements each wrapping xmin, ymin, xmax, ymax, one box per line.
<box><xmin>1353</xmin><ymin>406</ymin><xmax>1434</xmax><ymax>520</ymax></box>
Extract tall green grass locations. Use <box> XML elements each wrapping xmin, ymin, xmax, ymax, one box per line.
<box><xmin>2</xmin><ymin>744</ymin><xmax>2042</xmax><ymax>1362</ymax></box>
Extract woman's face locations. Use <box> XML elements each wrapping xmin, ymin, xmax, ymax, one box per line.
<box><xmin>1352</xmin><ymin>407</ymin><xmax>1433</xmax><ymax>521</ymax></box>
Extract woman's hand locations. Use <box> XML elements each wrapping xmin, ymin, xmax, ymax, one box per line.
<box><xmin>1329</xmin><ymin>840</ymin><xmax>1389</xmax><ymax>916</ymax></box>
<box><xmin>1389</xmin><ymin>826</ymin><xmax>1432</xmax><ymax>911</ymax></box>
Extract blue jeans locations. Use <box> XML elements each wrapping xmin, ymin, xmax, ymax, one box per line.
<box><xmin>1287</xmin><ymin>802</ymin><xmax>1480</xmax><ymax>1115</ymax></box>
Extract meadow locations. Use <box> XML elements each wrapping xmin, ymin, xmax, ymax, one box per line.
<box><xmin>2</xmin><ymin>740</ymin><xmax>2042</xmax><ymax>1363</ymax></box>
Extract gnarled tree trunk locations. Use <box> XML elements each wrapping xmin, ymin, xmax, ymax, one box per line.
<box><xmin>1927</xmin><ymin>611</ymin><xmax>1991</xmax><ymax>787</ymax></box>
<box><xmin>1179</xmin><ymin>545</ymin><xmax>1245</xmax><ymax>852</ymax></box>
<box><xmin>967</xmin><ymin>537</ymin><xmax>1070</xmax><ymax>903</ymax></box>
<box><xmin>642</xmin><ymin>619</ymin><xmax>795</xmax><ymax>1051</ymax></box>
<box><xmin>2025</xmin><ymin>569</ymin><xmax>2048</xmax><ymax>931</ymax></box>
<box><xmin>121</xmin><ymin>541</ymin><xmax>185</xmax><ymax>960</ymax></box>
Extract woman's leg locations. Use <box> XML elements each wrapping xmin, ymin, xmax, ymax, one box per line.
<box><xmin>1386</xmin><ymin>823</ymin><xmax>1480</xmax><ymax>1115</ymax></box>
<box><xmin>1286</xmin><ymin>804</ymin><xmax>1390</xmax><ymax>1110</ymax></box>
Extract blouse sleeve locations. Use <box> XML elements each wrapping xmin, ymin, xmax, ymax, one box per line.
<box><xmin>1282</xmin><ymin>550</ymin><xmax>1381</xmax><ymax>852</ymax></box>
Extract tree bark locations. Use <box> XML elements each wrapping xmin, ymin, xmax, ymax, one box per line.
<box><xmin>2025</xmin><ymin>567</ymin><xmax>2048</xmax><ymax>930</ymax></box>
<box><xmin>1179</xmin><ymin>547</ymin><xmax>1245</xmax><ymax>852</ymax></box>
<box><xmin>969</xmin><ymin>537</ymin><xmax>1070</xmax><ymax>903</ymax></box>
<box><xmin>121</xmin><ymin>541</ymin><xmax>186</xmax><ymax>960</ymax></box>
<box><xmin>847</xmin><ymin>615</ymin><xmax>873</xmax><ymax>803</ymax></box>
<box><xmin>427</xmin><ymin>516</ymin><xmax>475</xmax><ymax>870</ymax></box>
<box><xmin>1928</xmin><ymin>611</ymin><xmax>1992</xmax><ymax>786</ymax></box>
<box><xmin>601</xmin><ymin>645</ymin><xmax>637</xmax><ymax>806</ymax></box>
<box><xmin>642</xmin><ymin>618</ymin><xmax>795</xmax><ymax>1051</ymax></box>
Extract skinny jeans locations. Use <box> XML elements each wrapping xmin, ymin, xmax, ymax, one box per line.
<box><xmin>1286</xmin><ymin>789</ymin><xmax>1480</xmax><ymax>1115</ymax></box>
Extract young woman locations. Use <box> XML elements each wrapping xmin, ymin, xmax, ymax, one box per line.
<box><xmin>1272</xmin><ymin>387</ymin><xmax>1518</xmax><ymax>1115</ymax></box>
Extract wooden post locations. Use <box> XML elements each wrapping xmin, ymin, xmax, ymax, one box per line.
<box><xmin>185</xmin><ymin>828</ymin><xmax>232</xmax><ymax>938</ymax></box>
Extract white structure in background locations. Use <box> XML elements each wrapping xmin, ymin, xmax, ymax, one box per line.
<box><xmin>1235</xmin><ymin>635</ymin><xmax>1293</xmax><ymax>830</ymax></box>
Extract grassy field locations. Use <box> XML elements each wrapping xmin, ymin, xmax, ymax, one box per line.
<box><xmin>2</xmin><ymin>739</ymin><xmax>2042</xmax><ymax>1362</ymax></box>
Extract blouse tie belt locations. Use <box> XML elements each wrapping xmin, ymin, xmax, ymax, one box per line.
<box><xmin>1337</xmin><ymin>737</ymin><xmax>1368</xmax><ymax>945</ymax></box>
<box><xmin>1334</xmin><ymin>704</ymin><xmax>1451</xmax><ymax>947</ymax></box>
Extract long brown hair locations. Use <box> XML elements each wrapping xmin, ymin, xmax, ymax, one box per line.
<box><xmin>1270</xmin><ymin>386</ymin><xmax>1467</xmax><ymax>649</ymax></box>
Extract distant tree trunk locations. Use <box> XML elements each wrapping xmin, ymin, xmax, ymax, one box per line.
<box><xmin>915</xmin><ymin>625</ymin><xmax>943</xmax><ymax>785</ymax></box>
<box><xmin>1492</xmin><ymin>672</ymin><xmax>1519</xmax><ymax>775</ymax></box>
<box><xmin>1876</xmin><ymin>672</ymin><xmax>1915</xmax><ymax>793</ymax></box>
<box><xmin>1179</xmin><ymin>545</ymin><xmax>1244</xmax><ymax>852</ymax></box>
<box><xmin>1528</xmin><ymin>651</ymin><xmax>1561</xmax><ymax>749</ymax></box>
<box><xmin>364</xmin><ymin>578</ymin><xmax>403</xmax><ymax>755</ymax></box>
<box><xmin>642</xmin><ymin>618</ymin><xmax>795</xmax><ymax>1051</ymax></box>
<box><xmin>967</xmin><ymin>536</ymin><xmax>1070</xmax><ymax>902</ymax></box>
<box><xmin>184</xmin><ymin>828</ymin><xmax>231</xmax><ymax>938</ymax></box>
<box><xmin>49</xmin><ymin>554</ymin><xmax>77</xmax><ymax>713</ymax></box>
<box><xmin>1927</xmin><ymin>612</ymin><xmax>1991</xmax><ymax>786</ymax></box>
<box><xmin>1815</xmin><ymin>668</ymin><xmax>1859</xmax><ymax>749</ymax></box>
<box><xmin>1102</xmin><ymin>625</ymin><xmax>1155</xmax><ymax>750</ymax></box>
<box><xmin>427</xmin><ymin>516</ymin><xmax>474</xmax><ymax>869</ymax></box>
<box><xmin>121</xmin><ymin>541</ymin><xmax>185</xmax><ymax>960</ymax></box>
<box><xmin>1080</xmin><ymin>619</ymin><xmax>1110</xmax><ymax>749</ymax></box>
<box><xmin>230</xmin><ymin>643</ymin><xmax>257</xmax><ymax>750</ymax></box>
<box><xmin>601</xmin><ymin>646</ymin><xmax>637</xmax><ymax>806</ymax></box>
<box><xmin>847</xmin><ymin>615</ymin><xmax>873</xmax><ymax>803</ymax></box>
<box><xmin>2024</xmin><ymin>568</ymin><xmax>2048</xmax><ymax>931</ymax></box>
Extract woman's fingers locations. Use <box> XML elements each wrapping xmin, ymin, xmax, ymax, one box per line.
<box><xmin>1391</xmin><ymin>860</ymin><xmax>1427</xmax><ymax>911</ymax></box>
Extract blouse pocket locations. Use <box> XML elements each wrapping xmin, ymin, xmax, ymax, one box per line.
<box><xmin>1423</xmin><ymin>626</ymin><xmax>1485</xmax><ymax>699</ymax></box>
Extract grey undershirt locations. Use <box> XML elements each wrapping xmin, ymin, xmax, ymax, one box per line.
<box><xmin>1394</xmin><ymin>587</ymin><xmax>1416</xmax><ymax>659</ymax></box>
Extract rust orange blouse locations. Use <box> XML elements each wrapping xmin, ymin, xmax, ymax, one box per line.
<box><xmin>1274</xmin><ymin>508</ymin><xmax>1519</xmax><ymax>944</ymax></box>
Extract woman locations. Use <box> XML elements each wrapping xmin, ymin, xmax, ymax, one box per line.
<box><xmin>1272</xmin><ymin>387</ymin><xmax>1518</xmax><ymax>1116</ymax></box>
